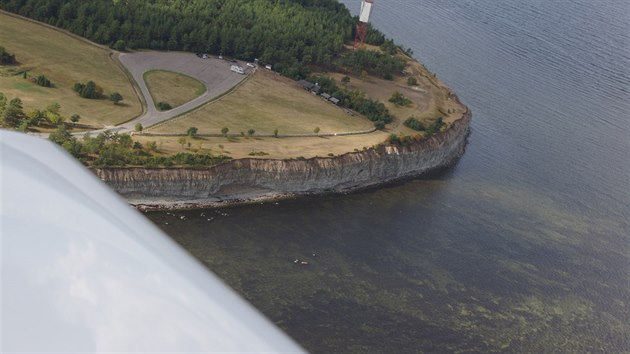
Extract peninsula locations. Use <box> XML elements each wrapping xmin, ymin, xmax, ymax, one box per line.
<box><xmin>0</xmin><ymin>1</ymin><xmax>470</xmax><ymax>209</ymax></box>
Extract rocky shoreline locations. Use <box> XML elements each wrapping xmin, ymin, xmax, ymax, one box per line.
<box><xmin>91</xmin><ymin>106</ymin><xmax>471</xmax><ymax>211</ymax></box>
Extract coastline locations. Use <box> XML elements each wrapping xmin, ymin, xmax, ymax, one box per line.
<box><xmin>93</xmin><ymin>103</ymin><xmax>471</xmax><ymax>211</ymax></box>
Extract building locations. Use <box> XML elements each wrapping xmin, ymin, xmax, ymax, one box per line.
<box><xmin>298</xmin><ymin>80</ymin><xmax>315</xmax><ymax>91</ymax></box>
<box><xmin>329</xmin><ymin>97</ymin><xmax>340</xmax><ymax>105</ymax></box>
<box><xmin>311</xmin><ymin>84</ymin><xmax>321</xmax><ymax>95</ymax></box>
<box><xmin>321</xmin><ymin>93</ymin><xmax>331</xmax><ymax>100</ymax></box>
<box><xmin>265</xmin><ymin>64</ymin><xmax>272</xmax><ymax>70</ymax></box>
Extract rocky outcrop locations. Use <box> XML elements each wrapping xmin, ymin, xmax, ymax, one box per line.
<box><xmin>92</xmin><ymin>109</ymin><xmax>471</xmax><ymax>209</ymax></box>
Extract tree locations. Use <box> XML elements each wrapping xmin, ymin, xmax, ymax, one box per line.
<box><xmin>48</xmin><ymin>125</ymin><xmax>72</xmax><ymax>145</ymax></box>
<box><xmin>389</xmin><ymin>91</ymin><xmax>412</xmax><ymax>107</ymax></box>
<box><xmin>46</xmin><ymin>102</ymin><xmax>61</xmax><ymax>114</ymax></box>
<box><xmin>157</xmin><ymin>101</ymin><xmax>172</xmax><ymax>111</ymax></box>
<box><xmin>26</xmin><ymin>109</ymin><xmax>44</xmax><ymax>126</ymax></box>
<box><xmin>187</xmin><ymin>127</ymin><xmax>198</xmax><ymax>136</ymax></box>
<box><xmin>70</xmin><ymin>114</ymin><xmax>81</xmax><ymax>123</ymax></box>
<box><xmin>247</xmin><ymin>128</ymin><xmax>255</xmax><ymax>136</ymax></box>
<box><xmin>341</xmin><ymin>76</ymin><xmax>350</xmax><ymax>85</ymax></box>
<box><xmin>313</xmin><ymin>127</ymin><xmax>320</xmax><ymax>135</ymax></box>
<box><xmin>109</xmin><ymin>92</ymin><xmax>123</xmax><ymax>104</ymax></box>
<box><xmin>0</xmin><ymin>47</ymin><xmax>16</xmax><ymax>65</ymax></box>
<box><xmin>221</xmin><ymin>127</ymin><xmax>229</xmax><ymax>136</ymax></box>
<box><xmin>134</xmin><ymin>123</ymin><xmax>143</xmax><ymax>132</ymax></box>
<box><xmin>360</xmin><ymin>70</ymin><xmax>368</xmax><ymax>81</ymax></box>
<box><xmin>273</xmin><ymin>129</ymin><xmax>279</xmax><ymax>138</ymax></box>
<box><xmin>46</xmin><ymin>111</ymin><xmax>63</xmax><ymax>126</ymax></box>
<box><xmin>177</xmin><ymin>136</ymin><xmax>187</xmax><ymax>148</ymax></box>
<box><xmin>74</xmin><ymin>81</ymin><xmax>101</xmax><ymax>99</ymax></box>
<box><xmin>1</xmin><ymin>98</ymin><xmax>24</xmax><ymax>127</ymax></box>
<box><xmin>0</xmin><ymin>93</ymin><xmax>6</xmax><ymax>114</ymax></box>
<box><xmin>112</xmin><ymin>39</ymin><xmax>126</xmax><ymax>51</ymax></box>
<box><xmin>407</xmin><ymin>77</ymin><xmax>418</xmax><ymax>86</ymax></box>
<box><xmin>35</xmin><ymin>75</ymin><xmax>52</xmax><ymax>87</ymax></box>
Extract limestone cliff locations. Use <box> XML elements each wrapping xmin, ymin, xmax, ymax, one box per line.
<box><xmin>92</xmin><ymin>109</ymin><xmax>471</xmax><ymax>209</ymax></box>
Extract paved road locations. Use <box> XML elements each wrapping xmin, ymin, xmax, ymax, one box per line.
<box><xmin>84</xmin><ymin>51</ymin><xmax>250</xmax><ymax>135</ymax></box>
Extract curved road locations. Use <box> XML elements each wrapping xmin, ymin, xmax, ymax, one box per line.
<box><xmin>93</xmin><ymin>51</ymin><xmax>250</xmax><ymax>134</ymax></box>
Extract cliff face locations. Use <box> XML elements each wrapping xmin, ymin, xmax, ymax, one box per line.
<box><xmin>92</xmin><ymin>110</ymin><xmax>470</xmax><ymax>207</ymax></box>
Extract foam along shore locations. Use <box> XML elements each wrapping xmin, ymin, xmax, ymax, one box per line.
<box><xmin>92</xmin><ymin>105</ymin><xmax>471</xmax><ymax>211</ymax></box>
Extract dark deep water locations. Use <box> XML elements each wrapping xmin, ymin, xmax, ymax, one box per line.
<box><xmin>148</xmin><ymin>0</ymin><xmax>630</xmax><ymax>352</ymax></box>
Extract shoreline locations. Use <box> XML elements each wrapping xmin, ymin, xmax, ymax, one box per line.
<box><xmin>94</xmin><ymin>104</ymin><xmax>471</xmax><ymax>211</ymax></box>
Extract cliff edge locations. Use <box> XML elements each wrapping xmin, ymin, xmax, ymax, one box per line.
<box><xmin>92</xmin><ymin>106</ymin><xmax>470</xmax><ymax>210</ymax></box>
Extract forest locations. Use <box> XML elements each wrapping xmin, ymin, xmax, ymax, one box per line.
<box><xmin>1</xmin><ymin>0</ymin><xmax>388</xmax><ymax>78</ymax></box>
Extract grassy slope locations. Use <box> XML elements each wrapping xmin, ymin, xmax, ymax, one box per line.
<box><xmin>151</xmin><ymin>69</ymin><xmax>374</xmax><ymax>135</ymax></box>
<box><xmin>144</xmin><ymin>70</ymin><xmax>206</xmax><ymax>110</ymax></box>
<box><xmin>329</xmin><ymin>55</ymin><xmax>465</xmax><ymax>136</ymax></box>
<box><xmin>0</xmin><ymin>12</ymin><xmax>141</xmax><ymax>127</ymax></box>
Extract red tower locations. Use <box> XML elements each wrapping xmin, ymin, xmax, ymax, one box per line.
<box><xmin>354</xmin><ymin>0</ymin><xmax>374</xmax><ymax>48</ymax></box>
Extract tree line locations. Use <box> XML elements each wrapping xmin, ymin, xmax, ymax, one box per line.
<box><xmin>49</xmin><ymin>129</ymin><xmax>231</xmax><ymax>168</ymax></box>
<box><xmin>0</xmin><ymin>0</ymin><xmax>393</xmax><ymax>78</ymax></box>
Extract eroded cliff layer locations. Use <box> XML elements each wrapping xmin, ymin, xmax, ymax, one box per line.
<box><xmin>92</xmin><ymin>110</ymin><xmax>471</xmax><ymax>209</ymax></box>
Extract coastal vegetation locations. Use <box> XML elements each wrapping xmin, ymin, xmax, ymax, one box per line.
<box><xmin>144</xmin><ymin>70</ymin><xmax>206</xmax><ymax>110</ymax></box>
<box><xmin>48</xmin><ymin>128</ymin><xmax>231</xmax><ymax>168</ymax></box>
<box><xmin>0</xmin><ymin>13</ymin><xmax>141</xmax><ymax>127</ymax></box>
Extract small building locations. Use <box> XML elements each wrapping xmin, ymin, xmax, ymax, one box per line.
<box><xmin>321</xmin><ymin>93</ymin><xmax>331</xmax><ymax>100</ymax></box>
<box><xmin>329</xmin><ymin>97</ymin><xmax>340</xmax><ymax>105</ymax></box>
<box><xmin>246</xmin><ymin>62</ymin><xmax>255</xmax><ymax>68</ymax></box>
<box><xmin>311</xmin><ymin>84</ymin><xmax>321</xmax><ymax>95</ymax></box>
<box><xmin>298</xmin><ymin>80</ymin><xmax>315</xmax><ymax>91</ymax></box>
<box><xmin>265</xmin><ymin>64</ymin><xmax>272</xmax><ymax>70</ymax></box>
<box><xmin>230</xmin><ymin>65</ymin><xmax>245</xmax><ymax>74</ymax></box>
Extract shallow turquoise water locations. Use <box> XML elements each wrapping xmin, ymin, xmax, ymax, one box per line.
<box><xmin>149</xmin><ymin>0</ymin><xmax>629</xmax><ymax>351</ymax></box>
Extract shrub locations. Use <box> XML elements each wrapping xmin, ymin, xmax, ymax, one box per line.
<box><xmin>404</xmin><ymin>116</ymin><xmax>425</xmax><ymax>131</ymax></box>
<box><xmin>35</xmin><ymin>75</ymin><xmax>52</xmax><ymax>87</ymax></box>
<box><xmin>389</xmin><ymin>91</ymin><xmax>412</xmax><ymax>107</ymax></box>
<box><xmin>0</xmin><ymin>47</ymin><xmax>16</xmax><ymax>65</ymax></box>
<box><xmin>407</xmin><ymin>77</ymin><xmax>418</xmax><ymax>86</ymax></box>
<box><xmin>109</xmin><ymin>92</ymin><xmax>123</xmax><ymax>104</ymax></box>
<box><xmin>157</xmin><ymin>101</ymin><xmax>172</xmax><ymax>111</ymax></box>
<box><xmin>187</xmin><ymin>127</ymin><xmax>198</xmax><ymax>136</ymax></box>
<box><xmin>134</xmin><ymin>123</ymin><xmax>143</xmax><ymax>132</ymax></box>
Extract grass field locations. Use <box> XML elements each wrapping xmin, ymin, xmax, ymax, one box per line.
<box><xmin>151</xmin><ymin>69</ymin><xmax>374</xmax><ymax>135</ymax></box>
<box><xmin>0</xmin><ymin>12</ymin><xmax>141</xmax><ymax>127</ymax></box>
<box><xmin>144</xmin><ymin>70</ymin><xmax>206</xmax><ymax>110</ymax></box>
<box><xmin>133</xmin><ymin>132</ymin><xmax>390</xmax><ymax>160</ymax></box>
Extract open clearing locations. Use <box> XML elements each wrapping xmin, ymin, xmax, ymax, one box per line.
<box><xmin>134</xmin><ymin>132</ymin><xmax>390</xmax><ymax>160</ymax></box>
<box><xmin>0</xmin><ymin>12</ymin><xmax>141</xmax><ymax>127</ymax></box>
<box><xmin>144</xmin><ymin>70</ymin><xmax>206</xmax><ymax>110</ymax></box>
<box><xmin>151</xmin><ymin>69</ymin><xmax>374</xmax><ymax>135</ymax></box>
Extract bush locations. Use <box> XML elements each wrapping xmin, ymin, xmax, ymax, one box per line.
<box><xmin>112</xmin><ymin>39</ymin><xmax>126</xmax><ymax>51</ymax></box>
<box><xmin>157</xmin><ymin>101</ymin><xmax>172</xmax><ymax>111</ymax></box>
<box><xmin>404</xmin><ymin>117</ymin><xmax>425</xmax><ymax>131</ymax></box>
<box><xmin>407</xmin><ymin>77</ymin><xmax>418</xmax><ymax>86</ymax></box>
<box><xmin>35</xmin><ymin>75</ymin><xmax>52</xmax><ymax>87</ymax></box>
<box><xmin>187</xmin><ymin>127</ymin><xmax>198</xmax><ymax>136</ymax></box>
<box><xmin>389</xmin><ymin>91</ymin><xmax>412</xmax><ymax>107</ymax></box>
<box><xmin>0</xmin><ymin>47</ymin><xmax>16</xmax><ymax>65</ymax></box>
<box><xmin>109</xmin><ymin>92</ymin><xmax>123</xmax><ymax>104</ymax></box>
<box><xmin>134</xmin><ymin>123</ymin><xmax>143</xmax><ymax>132</ymax></box>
